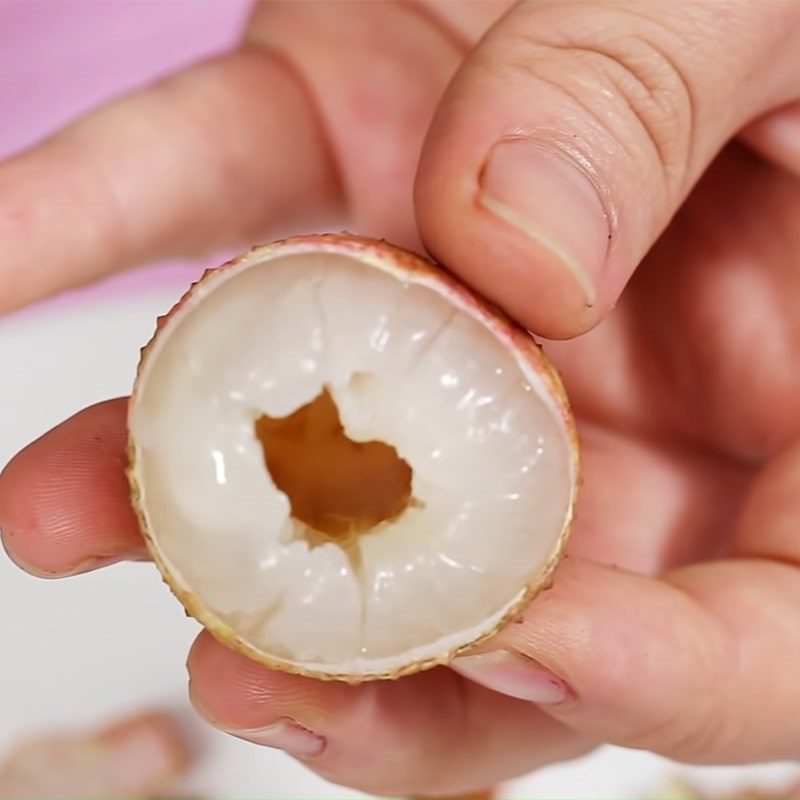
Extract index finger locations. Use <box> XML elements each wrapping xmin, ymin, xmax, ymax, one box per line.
<box><xmin>0</xmin><ymin>48</ymin><xmax>339</xmax><ymax>313</ymax></box>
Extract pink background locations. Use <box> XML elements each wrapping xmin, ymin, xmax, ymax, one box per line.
<box><xmin>0</xmin><ymin>0</ymin><xmax>250</xmax><ymax>309</ymax></box>
<box><xmin>1</xmin><ymin>1</ymin><xmax>249</xmax><ymax>156</ymax></box>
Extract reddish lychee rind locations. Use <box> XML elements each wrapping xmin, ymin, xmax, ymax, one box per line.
<box><xmin>127</xmin><ymin>233</ymin><xmax>579</xmax><ymax>681</ymax></box>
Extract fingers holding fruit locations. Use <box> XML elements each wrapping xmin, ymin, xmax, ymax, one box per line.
<box><xmin>0</xmin><ymin>398</ymin><xmax>146</xmax><ymax>577</ymax></box>
<box><xmin>186</xmin><ymin>630</ymin><xmax>593</xmax><ymax>798</ymax></box>
<box><xmin>127</xmin><ymin>234</ymin><xmax>577</xmax><ymax>680</ymax></box>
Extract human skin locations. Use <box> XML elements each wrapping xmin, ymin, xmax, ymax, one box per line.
<box><xmin>2</xmin><ymin>1</ymin><xmax>800</xmax><ymax>796</ymax></box>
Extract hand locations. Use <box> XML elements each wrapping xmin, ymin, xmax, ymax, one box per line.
<box><xmin>3</xmin><ymin>1</ymin><xmax>800</xmax><ymax>796</ymax></box>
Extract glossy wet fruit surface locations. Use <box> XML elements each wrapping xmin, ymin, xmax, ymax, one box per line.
<box><xmin>128</xmin><ymin>234</ymin><xmax>577</xmax><ymax>679</ymax></box>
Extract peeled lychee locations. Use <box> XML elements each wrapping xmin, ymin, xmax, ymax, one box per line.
<box><xmin>128</xmin><ymin>233</ymin><xmax>578</xmax><ymax>680</ymax></box>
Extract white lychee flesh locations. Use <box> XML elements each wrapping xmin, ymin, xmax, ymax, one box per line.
<box><xmin>128</xmin><ymin>235</ymin><xmax>578</xmax><ymax>680</ymax></box>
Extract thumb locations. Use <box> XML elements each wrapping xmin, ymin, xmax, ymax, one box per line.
<box><xmin>415</xmin><ymin>0</ymin><xmax>800</xmax><ymax>338</ymax></box>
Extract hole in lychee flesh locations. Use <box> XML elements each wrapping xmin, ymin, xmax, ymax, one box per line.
<box><xmin>255</xmin><ymin>386</ymin><xmax>413</xmax><ymax>543</ymax></box>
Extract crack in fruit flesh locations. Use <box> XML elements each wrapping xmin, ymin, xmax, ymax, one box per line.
<box><xmin>256</xmin><ymin>387</ymin><xmax>413</xmax><ymax>540</ymax></box>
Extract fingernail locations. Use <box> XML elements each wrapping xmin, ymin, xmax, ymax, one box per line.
<box><xmin>0</xmin><ymin>543</ymin><xmax>126</xmax><ymax>580</ymax></box>
<box><xmin>65</xmin><ymin>546</ymin><xmax>150</xmax><ymax>577</ymax></box>
<box><xmin>479</xmin><ymin>139</ymin><xmax>610</xmax><ymax>306</ymax></box>
<box><xmin>63</xmin><ymin>553</ymin><xmax>126</xmax><ymax>577</ymax></box>
<box><xmin>222</xmin><ymin>718</ymin><xmax>326</xmax><ymax>758</ymax></box>
<box><xmin>451</xmin><ymin>650</ymin><xmax>570</xmax><ymax>704</ymax></box>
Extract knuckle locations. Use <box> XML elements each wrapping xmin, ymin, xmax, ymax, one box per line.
<box><xmin>622</xmin><ymin>617</ymin><xmax>738</xmax><ymax>760</ymax></box>
<box><xmin>626</xmin><ymin>696</ymin><xmax>733</xmax><ymax>762</ymax></box>
<box><xmin>494</xmin><ymin>12</ymin><xmax>696</xmax><ymax>196</ymax></box>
